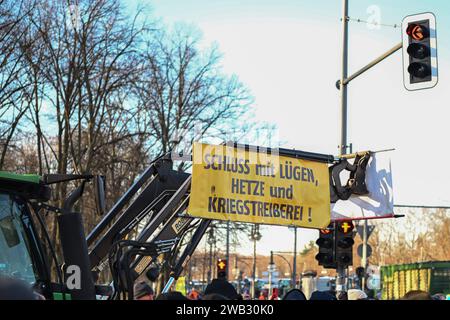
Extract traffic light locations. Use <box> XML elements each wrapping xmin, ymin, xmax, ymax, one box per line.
<box><xmin>315</xmin><ymin>224</ymin><xmax>336</xmax><ymax>269</ymax></box>
<box><xmin>335</xmin><ymin>221</ymin><xmax>355</xmax><ymax>267</ymax></box>
<box><xmin>355</xmin><ymin>266</ymin><xmax>365</xmax><ymax>289</ymax></box>
<box><xmin>402</xmin><ymin>12</ymin><xmax>438</xmax><ymax>91</ymax></box>
<box><xmin>217</xmin><ymin>259</ymin><xmax>227</xmax><ymax>279</ymax></box>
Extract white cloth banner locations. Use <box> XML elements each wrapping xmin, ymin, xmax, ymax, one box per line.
<box><xmin>331</xmin><ymin>152</ymin><xmax>394</xmax><ymax>221</ymax></box>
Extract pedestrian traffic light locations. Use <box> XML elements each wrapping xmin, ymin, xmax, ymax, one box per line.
<box><xmin>217</xmin><ymin>259</ymin><xmax>227</xmax><ymax>279</ymax></box>
<box><xmin>402</xmin><ymin>12</ymin><xmax>438</xmax><ymax>91</ymax></box>
<box><xmin>335</xmin><ymin>221</ymin><xmax>355</xmax><ymax>267</ymax></box>
<box><xmin>315</xmin><ymin>224</ymin><xmax>336</xmax><ymax>269</ymax></box>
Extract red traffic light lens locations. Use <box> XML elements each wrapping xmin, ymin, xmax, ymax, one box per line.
<box><xmin>406</xmin><ymin>24</ymin><xmax>429</xmax><ymax>41</ymax></box>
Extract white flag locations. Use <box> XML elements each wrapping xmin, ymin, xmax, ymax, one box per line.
<box><xmin>331</xmin><ymin>152</ymin><xmax>394</xmax><ymax>221</ymax></box>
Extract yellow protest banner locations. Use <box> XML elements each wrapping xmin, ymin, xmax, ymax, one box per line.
<box><xmin>187</xmin><ymin>143</ymin><xmax>331</xmax><ymax>229</ymax></box>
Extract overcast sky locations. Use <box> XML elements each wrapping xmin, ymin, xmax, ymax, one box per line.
<box><xmin>125</xmin><ymin>0</ymin><xmax>450</xmax><ymax>256</ymax></box>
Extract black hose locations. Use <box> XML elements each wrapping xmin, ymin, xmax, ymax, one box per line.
<box><xmin>34</xmin><ymin>208</ymin><xmax>65</xmax><ymax>299</ymax></box>
<box><xmin>108</xmin><ymin>239</ymin><xmax>163</xmax><ymax>300</ymax></box>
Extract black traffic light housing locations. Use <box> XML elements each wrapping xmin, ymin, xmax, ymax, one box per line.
<box><xmin>315</xmin><ymin>224</ymin><xmax>336</xmax><ymax>269</ymax></box>
<box><xmin>217</xmin><ymin>259</ymin><xmax>227</xmax><ymax>280</ymax></box>
<box><xmin>402</xmin><ymin>12</ymin><xmax>437</xmax><ymax>91</ymax></box>
<box><xmin>335</xmin><ymin>221</ymin><xmax>355</xmax><ymax>267</ymax></box>
<box><xmin>406</xmin><ymin>22</ymin><xmax>431</xmax><ymax>82</ymax></box>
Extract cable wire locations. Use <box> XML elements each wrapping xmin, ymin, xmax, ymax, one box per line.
<box><xmin>394</xmin><ymin>205</ymin><xmax>450</xmax><ymax>210</ymax></box>
<box><xmin>342</xmin><ymin>16</ymin><xmax>400</xmax><ymax>29</ymax></box>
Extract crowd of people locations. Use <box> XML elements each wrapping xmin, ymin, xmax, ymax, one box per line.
<box><xmin>132</xmin><ymin>278</ymin><xmax>446</xmax><ymax>301</ymax></box>
<box><xmin>0</xmin><ymin>275</ymin><xmax>446</xmax><ymax>300</ymax></box>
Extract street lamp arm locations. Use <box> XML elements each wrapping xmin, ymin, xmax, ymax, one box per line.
<box><xmin>273</xmin><ymin>253</ymin><xmax>293</xmax><ymax>278</ymax></box>
<box><xmin>239</xmin><ymin>260</ymin><xmax>252</xmax><ymax>270</ymax></box>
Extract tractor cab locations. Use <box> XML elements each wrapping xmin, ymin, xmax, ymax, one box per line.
<box><xmin>0</xmin><ymin>193</ymin><xmax>39</xmax><ymax>282</ymax></box>
<box><xmin>0</xmin><ymin>172</ymin><xmax>52</xmax><ymax>292</ymax></box>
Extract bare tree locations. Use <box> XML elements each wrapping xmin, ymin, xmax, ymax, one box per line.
<box><xmin>133</xmin><ymin>24</ymin><xmax>252</xmax><ymax>168</ymax></box>
<box><xmin>0</xmin><ymin>0</ymin><xmax>38</xmax><ymax>169</ymax></box>
<box><xmin>0</xmin><ymin>1</ymin><xmax>261</xmax><ymax>286</ymax></box>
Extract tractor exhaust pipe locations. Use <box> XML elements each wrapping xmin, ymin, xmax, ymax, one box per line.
<box><xmin>58</xmin><ymin>212</ymin><xmax>96</xmax><ymax>300</ymax></box>
<box><xmin>58</xmin><ymin>182</ymin><xmax>96</xmax><ymax>300</ymax></box>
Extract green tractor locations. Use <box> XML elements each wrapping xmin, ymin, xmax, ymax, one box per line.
<box><xmin>0</xmin><ymin>153</ymin><xmax>197</xmax><ymax>300</ymax></box>
<box><xmin>0</xmin><ymin>171</ymin><xmax>107</xmax><ymax>299</ymax></box>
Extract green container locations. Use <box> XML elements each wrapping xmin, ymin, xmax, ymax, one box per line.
<box><xmin>381</xmin><ymin>261</ymin><xmax>450</xmax><ymax>299</ymax></box>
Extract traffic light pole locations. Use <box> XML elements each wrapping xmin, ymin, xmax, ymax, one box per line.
<box><xmin>361</xmin><ymin>219</ymin><xmax>368</xmax><ymax>290</ymax></box>
<box><xmin>339</xmin><ymin>0</ymin><xmax>349</xmax><ymax>156</ymax></box>
<box><xmin>335</xmin><ymin>228</ymin><xmax>346</xmax><ymax>293</ymax></box>
<box><xmin>252</xmin><ymin>234</ymin><xmax>257</xmax><ymax>299</ymax></box>
<box><xmin>251</xmin><ymin>224</ymin><xmax>260</xmax><ymax>299</ymax></box>
<box><xmin>268</xmin><ymin>251</ymin><xmax>274</xmax><ymax>298</ymax></box>
<box><xmin>226</xmin><ymin>220</ymin><xmax>230</xmax><ymax>280</ymax></box>
<box><xmin>292</xmin><ymin>227</ymin><xmax>297</xmax><ymax>289</ymax></box>
<box><xmin>337</xmin><ymin>0</ymin><xmax>402</xmax><ymax>294</ymax></box>
<box><xmin>337</xmin><ymin>0</ymin><xmax>349</xmax><ymax>294</ymax></box>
